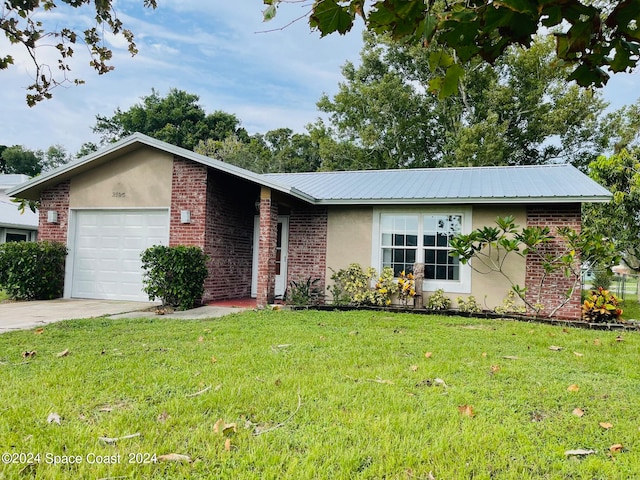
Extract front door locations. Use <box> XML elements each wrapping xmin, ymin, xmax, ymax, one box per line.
<box><xmin>251</xmin><ymin>216</ymin><xmax>289</xmax><ymax>299</ymax></box>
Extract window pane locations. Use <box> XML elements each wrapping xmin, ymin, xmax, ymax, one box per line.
<box><xmin>394</xmin><ymin>249</ymin><xmax>404</xmax><ymax>263</ymax></box>
<box><xmin>394</xmin><ymin>234</ymin><xmax>405</xmax><ymax>246</ymax></box>
<box><xmin>424</xmin><ymin>234</ymin><xmax>436</xmax><ymax>246</ymax></box>
<box><xmin>436</xmin><ymin>266</ymin><xmax>446</xmax><ymax>279</ymax></box>
<box><xmin>425</xmin><ymin>250</ymin><xmax>435</xmax><ymax>264</ymax></box>
<box><xmin>448</xmin><ymin>265</ymin><xmax>459</xmax><ymax>280</ymax></box>
<box><xmin>436</xmin><ymin>250</ymin><xmax>448</xmax><ymax>264</ymax></box>
<box><xmin>437</xmin><ymin>232</ymin><xmax>448</xmax><ymax>247</ymax></box>
<box><xmin>383</xmin><ymin>248</ymin><xmax>392</xmax><ymax>264</ymax></box>
<box><xmin>425</xmin><ymin>265</ymin><xmax>435</xmax><ymax>279</ymax></box>
<box><xmin>406</xmin><ymin>249</ymin><xmax>416</xmax><ymax>264</ymax></box>
<box><xmin>407</xmin><ymin>234</ymin><xmax>418</xmax><ymax>247</ymax></box>
<box><xmin>382</xmin><ymin>233</ymin><xmax>392</xmax><ymax>245</ymax></box>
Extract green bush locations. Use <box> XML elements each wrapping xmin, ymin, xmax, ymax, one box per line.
<box><xmin>427</xmin><ymin>289</ymin><xmax>451</xmax><ymax>310</ymax></box>
<box><xmin>141</xmin><ymin>245</ymin><xmax>208</xmax><ymax>310</ymax></box>
<box><xmin>286</xmin><ymin>277</ymin><xmax>323</xmax><ymax>306</ymax></box>
<box><xmin>0</xmin><ymin>241</ymin><xmax>67</xmax><ymax>300</ymax></box>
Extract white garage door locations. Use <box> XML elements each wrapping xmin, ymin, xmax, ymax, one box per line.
<box><xmin>71</xmin><ymin>210</ymin><xmax>169</xmax><ymax>301</ymax></box>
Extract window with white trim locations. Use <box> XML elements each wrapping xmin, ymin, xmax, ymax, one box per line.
<box><xmin>374</xmin><ymin>209</ymin><xmax>471</xmax><ymax>293</ymax></box>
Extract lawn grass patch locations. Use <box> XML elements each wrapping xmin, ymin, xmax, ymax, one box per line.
<box><xmin>0</xmin><ymin>310</ymin><xmax>638</xmax><ymax>479</ymax></box>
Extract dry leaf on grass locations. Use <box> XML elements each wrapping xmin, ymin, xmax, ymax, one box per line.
<box><xmin>157</xmin><ymin>453</ymin><xmax>192</xmax><ymax>463</ymax></box>
<box><xmin>214</xmin><ymin>419</ymin><xmax>237</xmax><ymax>436</ymax></box>
<box><xmin>211</xmin><ymin>356</ymin><xmax>217</xmax><ymax>363</ymax></box>
<box><xmin>34</xmin><ymin>328</ymin><xmax>44</xmax><ymax>335</ymax></box>
<box><xmin>481</xmin><ymin>352</ymin><xmax>487</xmax><ymax>358</ymax></box>
<box><xmin>410</xmin><ymin>365</ymin><xmax>419</xmax><ymax>372</ymax></box>
<box><xmin>573</xmin><ymin>352</ymin><xmax>584</xmax><ymax>357</ymax></box>
<box><xmin>549</xmin><ymin>346</ymin><xmax>563</xmax><ymax>351</ymax></box>
<box><xmin>98</xmin><ymin>433</ymin><xmax>140</xmax><ymax>444</ymax></box>
<box><xmin>424</xmin><ymin>352</ymin><xmax>433</xmax><ymax>359</ymax></box>
<box><xmin>594</xmin><ymin>339</ymin><xmax>602</xmax><ymax>346</ymax></box>
<box><xmin>567</xmin><ymin>384</ymin><xmax>580</xmax><ymax>392</ymax></box>
<box><xmin>56</xmin><ymin>349</ymin><xmax>69</xmax><ymax>358</ymax></box>
<box><xmin>565</xmin><ymin>449</ymin><xmax>595</xmax><ymax>456</ymax></box>
<box><xmin>458</xmin><ymin>405</ymin><xmax>475</xmax><ymax>417</ymax></box>
<box><xmin>502</xmin><ymin>356</ymin><xmax>519</xmax><ymax>360</ymax></box>
<box><xmin>22</xmin><ymin>351</ymin><xmax>36</xmax><ymax>359</ymax></box>
<box><xmin>616</xmin><ymin>335</ymin><xmax>624</xmax><ymax>342</ymax></box>
<box><xmin>47</xmin><ymin>413</ymin><xmax>61</xmax><ymax>425</ymax></box>
<box><xmin>198</xmin><ymin>336</ymin><xmax>204</xmax><ymax>343</ymax></box>
<box><xmin>609</xmin><ymin>444</ymin><xmax>624</xmax><ymax>453</ymax></box>
<box><xmin>224</xmin><ymin>438</ymin><xmax>232</xmax><ymax>452</ymax></box>
<box><xmin>490</xmin><ymin>365</ymin><xmax>500</xmax><ymax>374</ymax></box>
<box><xmin>599</xmin><ymin>422</ymin><xmax>613</xmax><ymax>429</ymax></box>
<box><xmin>157</xmin><ymin>412</ymin><xmax>170</xmax><ymax>423</ymax></box>
<box><xmin>572</xmin><ymin>408</ymin><xmax>585</xmax><ymax>417</ymax></box>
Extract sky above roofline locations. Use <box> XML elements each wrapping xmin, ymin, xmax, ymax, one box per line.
<box><xmin>1</xmin><ymin>2</ymin><xmax>639</xmax><ymax>157</ymax></box>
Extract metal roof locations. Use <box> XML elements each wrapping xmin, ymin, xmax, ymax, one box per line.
<box><xmin>264</xmin><ymin>164</ymin><xmax>612</xmax><ymax>204</ymax></box>
<box><xmin>7</xmin><ymin>134</ymin><xmax>611</xmax><ymax>205</ymax></box>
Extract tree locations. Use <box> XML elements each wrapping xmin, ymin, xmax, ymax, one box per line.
<box><xmin>93</xmin><ymin>88</ymin><xmax>249</xmax><ymax>151</ymax></box>
<box><xmin>195</xmin><ymin>129</ymin><xmax>321</xmax><ymax>173</ymax></box>
<box><xmin>1</xmin><ymin>146</ymin><xmax>42</xmax><ymax>176</ymax></box>
<box><xmin>2</xmin><ymin>1</ymin><xmax>157</xmax><ymax>106</ymax></box>
<box><xmin>585</xmin><ymin>149</ymin><xmax>640</xmax><ymax>273</ymax></box>
<box><xmin>263</xmin><ymin>0</ymin><xmax>640</xmax><ymax>92</ymax></box>
<box><xmin>0</xmin><ymin>144</ymin><xmax>71</xmax><ymax>176</ymax></box>
<box><xmin>310</xmin><ymin>33</ymin><xmax>607</xmax><ymax>170</ymax></box>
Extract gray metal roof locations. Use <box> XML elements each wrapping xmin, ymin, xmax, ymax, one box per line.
<box><xmin>7</xmin><ymin>133</ymin><xmax>611</xmax><ymax>205</ymax></box>
<box><xmin>264</xmin><ymin>164</ymin><xmax>611</xmax><ymax>204</ymax></box>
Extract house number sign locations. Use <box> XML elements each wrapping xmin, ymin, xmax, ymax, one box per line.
<box><xmin>112</xmin><ymin>191</ymin><xmax>126</xmax><ymax>198</ymax></box>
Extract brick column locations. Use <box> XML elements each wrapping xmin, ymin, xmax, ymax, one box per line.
<box><xmin>169</xmin><ymin>158</ymin><xmax>207</xmax><ymax>247</ymax></box>
<box><xmin>525</xmin><ymin>204</ymin><xmax>582</xmax><ymax>319</ymax></box>
<box><xmin>256</xmin><ymin>187</ymin><xmax>278</xmax><ymax>307</ymax></box>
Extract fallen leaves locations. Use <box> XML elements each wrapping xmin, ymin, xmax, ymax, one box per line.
<box><xmin>424</xmin><ymin>352</ymin><xmax>433</xmax><ymax>359</ymax></box>
<box><xmin>213</xmin><ymin>419</ymin><xmax>237</xmax><ymax>436</ymax></box>
<box><xmin>56</xmin><ymin>349</ymin><xmax>69</xmax><ymax>358</ymax></box>
<box><xmin>458</xmin><ymin>405</ymin><xmax>475</xmax><ymax>417</ymax></box>
<box><xmin>47</xmin><ymin>412</ymin><xmax>61</xmax><ymax>425</ymax></box>
<box><xmin>609</xmin><ymin>444</ymin><xmax>624</xmax><ymax>453</ymax></box>
<box><xmin>599</xmin><ymin>422</ymin><xmax>613</xmax><ymax>430</ymax></box>
<box><xmin>34</xmin><ymin>328</ymin><xmax>44</xmax><ymax>335</ymax></box>
<box><xmin>549</xmin><ymin>345</ymin><xmax>563</xmax><ymax>351</ymax></box>
<box><xmin>572</xmin><ymin>408</ymin><xmax>585</xmax><ymax>417</ymax></box>
<box><xmin>565</xmin><ymin>448</ymin><xmax>596</xmax><ymax>456</ymax></box>
<box><xmin>22</xmin><ymin>351</ymin><xmax>36</xmax><ymax>359</ymax></box>
<box><xmin>502</xmin><ymin>355</ymin><xmax>519</xmax><ymax>360</ymax></box>
<box><xmin>573</xmin><ymin>351</ymin><xmax>584</xmax><ymax>357</ymax></box>
<box><xmin>186</xmin><ymin>385</ymin><xmax>211</xmax><ymax>398</ymax></box>
<box><xmin>490</xmin><ymin>365</ymin><xmax>500</xmax><ymax>375</ymax></box>
<box><xmin>409</xmin><ymin>365</ymin><xmax>419</xmax><ymax>372</ymax></box>
<box><xmin>157</xmin><ymin>453</ymin><xmax>192</xmax><ymax>463</ymax></box>
<box><xmin>567</xmin><ymin>384</ymin><xmax>580</xmax><ymax>392</ymax></box>
<box><xmin>98</xmin><ymin>432</ymin><xmax>141</xmax><ymax>444</ymax></box>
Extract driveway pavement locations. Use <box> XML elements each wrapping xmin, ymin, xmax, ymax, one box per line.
<box><xmin>0</xmin><ymin>299</ymin><xmax>246</xmax><ymax>334</ymax></box>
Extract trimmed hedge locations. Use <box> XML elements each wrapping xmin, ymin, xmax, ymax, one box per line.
<box><xmin>141</xmin><ymin>245</ymin><xmax>208</xmax><ymax>310</ymax></box>
<box><xmin>0</xmin><ymin>241</ymin><xmax>68</xmax><ymax>300</ymax></box>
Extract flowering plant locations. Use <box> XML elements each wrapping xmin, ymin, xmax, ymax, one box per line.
<box><xmin>396</xmin><ymin>271</ymin><xmax>416</xmax><ymax>306</ymax></box>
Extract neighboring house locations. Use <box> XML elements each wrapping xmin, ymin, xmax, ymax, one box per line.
<box><xmin>0</xmin><ymin>174</ymin><xmax>38</xmax><ymax>243</ymax></box>
<box><xmin>8</xmin><ymin>133</ymin><xmax>611</xmax><ymax>318</ymax></box>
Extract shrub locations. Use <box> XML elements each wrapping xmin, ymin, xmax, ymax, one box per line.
<box><xmin>372</xmin><ymin>267</ymin><xmax>396</xmax><ymax>306</ymax></box>
<box><xmin>591</xmin><ymin>267</ymin><xmax>614</xmax><ymax>290</ymax></box>
<box><xmin>494</xmin><ymin>290</ymin><xmax>528</xmax><ymax>315</ymax></box>
<box><xmin>582</xmin><ymin>287</ymin><xmax>623</xmax><ymax>323</ymax></box>
<box><xmin>141</xmin><ymin>245</ymin><xmax>208</xmax><ymax>310</ymax></box>
<box><xmin>329</xmin><ymin>263</ymin><xmax>377</xmax><ymax>305</ymax></box>
<box><xmin>396</xmin><ymin>271</ymin><xmax>416</xmax><ymax>306</ymax></box>
<box><xmin>456</xmin><ymin>295</ymin><xmax>482</xmax><ymax>313</ymax></box>
<box><xmin>0</xmin><ymin>241</ymin><xmax>67</xmax><ymax>300</ymax></box>
<box><xmin>427</xmin><ymin>289</ymin><xmax>451</xmax><ymax>310</ymax></box>
<box><xmin>287</xmin><ymin>277</ymin><xmax>323</xmax><ymax>306</ymax></box>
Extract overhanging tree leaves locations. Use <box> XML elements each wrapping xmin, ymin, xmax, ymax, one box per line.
<box><xmin>2</xmin><ymin>0</ymin><xmax>157</xmax><ymax>106</ymax></box>
<box><xmin>264</xmin><ymin>0</ymin><xmax>640</xmax><ymax>91</ymax></box>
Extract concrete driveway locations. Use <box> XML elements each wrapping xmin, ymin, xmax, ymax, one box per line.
<box><xmin>0</xmin><ymin>299</ymin><xmax>245</xmax><ymax>334</ymax></box>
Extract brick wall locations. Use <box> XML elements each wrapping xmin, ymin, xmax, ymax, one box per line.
<box><xmin>525</xmin><ymin>204</ymin><xmax>582</xmax><ymax>319</ymax></box>
<box><xmin>203</xmin><ymin>172</ymin><xmax>256</xmax><ymax>302</ymax></box>
<box><xmin>287</xmin><ymin>206</ymin><xmax>328</xmax><ymax>302</ymax></box>
<box><xmin>38</xmin><ymin>180</ymin><xmax>70</xmax><ymax>244</ymax></box>
<box><xmin>169</xmin><ymin>159</ymin><xmax>207</xmax><ymax>247</ymax></box>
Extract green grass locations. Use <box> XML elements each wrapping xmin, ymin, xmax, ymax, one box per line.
<box><xmin>0</xmin><ymin>310</ymin><xmax>639</xmax><ymax>479</ymax></box>
<box><xmin>621</xmin><ymin>298</ymin><xmax>640</xmax><ymax>321</ymax></box>
<box><xmin>0</xmin><ymin>290</ymin><xmax>8</xmax><ymax>303</ymax></box>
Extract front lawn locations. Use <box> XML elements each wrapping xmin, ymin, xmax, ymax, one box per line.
<box><xmin>0</xmin><ymin>310</ymin><xmax>638</xmax><ymax>479</ymax></box>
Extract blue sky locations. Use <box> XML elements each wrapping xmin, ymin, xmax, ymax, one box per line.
<box><xmin>1</xmin><ymin>1</ymin><xmax>639</xmax><ymax>156</ymax></box>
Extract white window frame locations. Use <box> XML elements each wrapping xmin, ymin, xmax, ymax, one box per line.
<box><xmin>371</xmin><ymin>207</ymin><xmax>472</xmax><ymax>294</ymax></box>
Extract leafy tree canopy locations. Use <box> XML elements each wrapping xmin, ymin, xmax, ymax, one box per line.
<box><xmin>310</xmin><ymin>33</ymin><xmax>608</xmax><ymax>170</ymax></box>
<box><xmin>2</xmin><ymin>0</ymin><xmax>157</xmax><ymax>106</ymax></box>
<box><xmin>264</xmin><ymin>0</ymin><xmax>640</xmax><ymax>92</ymax></box>
<box><xmin>0</xmin><ymin>144</ymin><xmax>70</xmax><ymax>176</ymax></box>
<box><xmin>585</xmin><ymin>148</ymin><xmax>640</xmax><ymax>272</ymax></box>
<box><xmin>93</xmin><ymin>88</ymin><xmax>249</xmax><ymax>151</ymax></box>
<box><xmin>195</xmin><ymin>128</ymin><xmax>321</xmax><ymax>173</ymax></box>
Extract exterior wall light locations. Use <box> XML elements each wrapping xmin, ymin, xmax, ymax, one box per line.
<box><xmin>180</xmin><ymin>210</ymin><xmax>191</xmax><ymax>224</ymax></box>
<box><xmin>47</xmin><ymin>211</ymin><xmax>58</xmax><ymax>223</ymax></box>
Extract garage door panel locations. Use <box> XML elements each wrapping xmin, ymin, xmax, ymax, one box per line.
<box><xmin>71</xmin><ymin>210</ymin><xmax>169</xmax><ymax>301</ymax></box>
